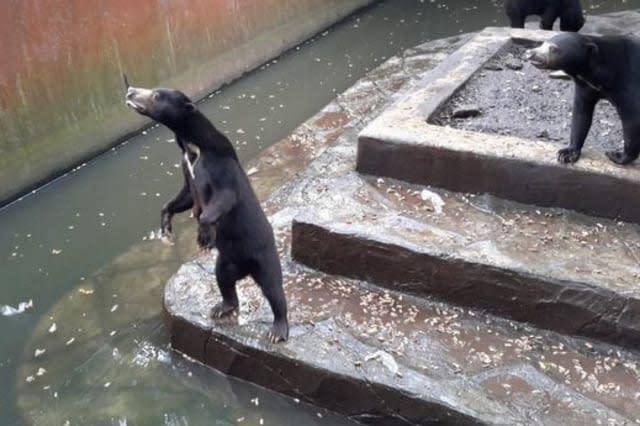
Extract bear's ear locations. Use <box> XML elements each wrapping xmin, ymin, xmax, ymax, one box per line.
<box><xmin>586</xmin><ymin>41</ymin><xmax>599</xmax><ymax>55</ymax></box>
<box><xmin>185</xmin><ymin>102</ymin><xmax>196</xmax><ymax>113</ymax></box>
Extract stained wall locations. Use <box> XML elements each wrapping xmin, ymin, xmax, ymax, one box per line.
<box><xmin>0</xmin><ymin>0</ymin><xmax>372</xmax><ymax>204</ymax></box>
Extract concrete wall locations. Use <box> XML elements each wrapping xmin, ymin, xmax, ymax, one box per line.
<box><xmin>0</xmin><ymin>0</ymin><xmax>372</xmax><ymax>206</ymax></box>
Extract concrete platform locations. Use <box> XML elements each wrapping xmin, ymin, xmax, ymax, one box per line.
<box><xmin>165</xmin><ymin>247</ymin><xmax>640</xmax><ymax>425</ymax></box>
<box><xmin>357</xmin><ymin>27</ymin><xmax>640</xmax><ymax>224</ymax></box>
<box><xmin>165</xmin><ymin>12</ymin><xmax>640</xmax><ymax>426</ymax></box>
<box><xmin>291</xmin><ymin>172</ymin><xmax>640</xmax><ymax>348</ymax></box>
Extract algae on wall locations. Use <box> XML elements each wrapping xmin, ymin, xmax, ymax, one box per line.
<box><xmin>0</xmin><ymin>0</ymin><xmax>373</xmax><ymax>206</ymax></box>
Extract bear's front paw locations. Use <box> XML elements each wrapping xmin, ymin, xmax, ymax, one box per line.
<box><xmin>210</xmin><ymin>301</ymin><xmax>238</xmax><ymax>319</ymax></box>
<box><xmin>197</xmin><ymin>223</ymin><xmax>216</xmax><ymax>251</ymax></box>
<box><xmin>557</xmin><ymin>147</ymin><xmax>581</xmax><ymax>164</ymax></box>
<box><xmin>159</xmin><ymin>224</ymin><xmax>174</xmax><ymax>246</ymax></box>
<box><xmin>267</xmin><ymin>319</ymin><xmax>289</xmax><ymax>343</ymax></box>
<box><xmin>606</xmin><ymin>150</ymin><xmax>637</xmax><ymax>165</ymax></box>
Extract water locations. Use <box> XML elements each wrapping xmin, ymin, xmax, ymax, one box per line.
<box><xmin>2</xmin><ymin>0</ymin><xmax>639</xmax><ymax>424</ymax></box>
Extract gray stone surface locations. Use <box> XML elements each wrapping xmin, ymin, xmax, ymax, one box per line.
<box><xmin>358</xmin><ymin>27</ymin><xmax>640</xmax><ymax>224</ymax></box>
<box><xmin>166</xmin><ymin>12</ymin><xmax>640</xmax><ymax>426</ymax></box>
<box><xmin>291</xmin><ymin>173</ymin><xmax>640</xmax><ymax>348</ymax></box>
<box><xmin>433</xmin><ymin>42</ymin><xmax>622</xmax><ymax>153</ymax></box>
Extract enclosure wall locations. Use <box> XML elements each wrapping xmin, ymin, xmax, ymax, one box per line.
<box><xmin>0</xmin><ymin>0</ymin><xmax>372</xmax><ymax>205</ymax></box>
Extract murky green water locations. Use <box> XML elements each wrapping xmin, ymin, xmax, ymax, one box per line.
<box><xmin>2</xmin><ymin>0</ymin><xmax>639</xmax><ymax>424</ymax></box>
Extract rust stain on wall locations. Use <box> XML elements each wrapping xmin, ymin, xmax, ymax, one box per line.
<box><xmin>0</xmin><ymin>0</ymin><xmax>373</xmax><ymax>205</ymax></box>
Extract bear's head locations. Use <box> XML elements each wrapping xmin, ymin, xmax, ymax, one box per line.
<box><xmin>124</xmin><ymin>75</ymin><xmax>196</xmax><ymax>130</ymax></box>
<box><xmin>526</xmin><ymin>33</ymin><xmax>598</xmax><ymax>75</ymax></box>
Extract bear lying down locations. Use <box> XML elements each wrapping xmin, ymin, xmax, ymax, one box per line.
<box><xmin>124</xmin><ymin>77</ymin><xmax>289</xmax><ymax>343</ymax></box>
<box><xmin>528</xmin><ymin>33</ymin><xmax>640</xmax><ymax>166</ymax></box>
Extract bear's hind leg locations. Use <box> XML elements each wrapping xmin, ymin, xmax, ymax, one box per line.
<box><xmin>211</xmin><ymin>255</ymin><xmax>244</xmax><ymax>318</ymax></box>
<box><xmin>251</xmin><ymin>253</ymin><xmax>289</xmax><ymax>343</ymax></box>
<box><xmin>560</xmin><ymin>13</ymin><xmax>585</xmax><ymax>32</ymax></box>
<box><xmin>509</xmin><ymin>15</ymin><xmax>525</xmax><ymax>28</ymax></box>
<box><xmin>606</xmin><ymin>120</ymin><xmax>640</xmax><ymax>165</ymax></box>
<box><xmin>539</xmin><ymin>10</ymin><xmax>557</xmax><ymax>30</ymax></box>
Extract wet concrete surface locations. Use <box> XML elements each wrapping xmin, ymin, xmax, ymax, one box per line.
<box><xmin>433</xmin><ymin>42</ymin><xmax>623</xmax><ymax>154</ymax></box>
<box><xmin>167</xmin><ymin>11</ymin><xmax>640</xmax><ymax>426</ymax></box>
<box><xmin>292</xmin><ymin>172</ymin><xmax>640</xmax><ymax>348</ymax></box>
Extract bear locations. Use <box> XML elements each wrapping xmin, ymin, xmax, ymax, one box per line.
<box><xmin>505</xmin><ymin>0</ymin><xmax>585</xmax><ymax>32</ymax></box>
<box><xmin>124</xmin><ymin>75</ymin><xmax>289</xmax><ymax>343</ymax></box>
<box><xmin>527</xmin><ymin>33</ymin><xmax>640</xmax><ymax>165</ymax></box>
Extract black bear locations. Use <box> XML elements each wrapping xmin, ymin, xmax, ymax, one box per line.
<box><xmin>505</xmin><ymin>0</ymin><xmax>585</xmax><ymax>32</ymax></box>
<box><xmin>124</xmin><ymin>76</ymin><xmax>289</xmax><ymax>343</ymax></box>
<box><xmin>527</xmin><ymin>33</ymin><xmax>640</xmax><ymax>165</ymax></box>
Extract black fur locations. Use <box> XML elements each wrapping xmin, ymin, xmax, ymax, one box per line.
<box><xmin>528</xmin><ymin>33</ymin><xmax>640</xmax><ymax>165</ymax></box>
<box><xmin>125</xmin><ymin>81</ymin><xmax>289</xmax><ymax>342</ymax></box>
<box><xmin>505</xmin><ymin>0</ymin><xmax>584</xmax><ymax>31</ymax></box>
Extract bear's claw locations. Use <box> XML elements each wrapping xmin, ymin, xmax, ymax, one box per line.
<box><xmin>267</xmin><ymin>320</ymin><xmax>289</xmax><ymax>343</ymax></box>
<box><xmin>210</xmin><ymin>301</ymin><xmax>238</xmax><ymax>319</ymax></box>
<box><xmin>557</xmin><ymin>147</ymin><xmax>581</xmax><ymax>164</ymax></box>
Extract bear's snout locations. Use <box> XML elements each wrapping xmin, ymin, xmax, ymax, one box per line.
<box><xmin>125</xmin><ymin>87</ymin><xmax>153</xmax><ymax>114</ymax></box>
<box><xmin>526</xmin><ymin>41</ymin><xmax>561</xmax><ymax>70</ymax></box>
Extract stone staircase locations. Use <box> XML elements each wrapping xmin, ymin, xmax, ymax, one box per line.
<box><xmin>165</xmin><ymin>23</ymin><xmax>640</xmax><ymax>426</ymax></box>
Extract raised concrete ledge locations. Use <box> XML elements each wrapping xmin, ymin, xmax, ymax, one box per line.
<box><xmin>164</xmin><ymin>259</ymin><xmax>500</xmax><ymax>426</ymax></box>
<box><xmin>291</xmin><ymin>216</ymin><xmax>640</xmax><ymax>349</ymax></box>
<box><xmin>357</xmin><ymin>27</ymin><xmax>640</xmax><ymax>224</ymax></box>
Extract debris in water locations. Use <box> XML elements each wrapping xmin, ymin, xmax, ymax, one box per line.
<box><xmin>1</xmin><ymin>299</ymin><xmax>34</xmax><ymax>316</ymax></box>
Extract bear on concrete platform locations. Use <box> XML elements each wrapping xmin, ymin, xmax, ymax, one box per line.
<box><xmin>527</xmin><ymin>33</ymin><xmax>640</xmax><ymax>165</ymax></box>
<box><xmin>506</xmin><ymin>0</ymin><xmax>585</xmax><ymax>32</ymax></box>
<box><xmin>124</xmin><ymin>76</ymin><xmax>289</xmax><ymax>343</ymax></box>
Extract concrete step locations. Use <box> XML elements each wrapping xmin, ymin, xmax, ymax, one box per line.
<box><xmin>291</xmin><ymin>173</ymin><xmax>640</xmax><ymax>350</ymax></box>
<box><xmin>166</xmin><ymin>228</ymin><xmax>640</xmax><ymax>425</ymax></box>
<box><xmin>356</xmin><ymin>27</ymin><xmax>640</xmax><ymax>224</ymax></box>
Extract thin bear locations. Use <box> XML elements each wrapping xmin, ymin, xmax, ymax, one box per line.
<box><xmin>124</xmin><ymin>76</ymin><xmax>289</xmax><ymax>343</ymax></box>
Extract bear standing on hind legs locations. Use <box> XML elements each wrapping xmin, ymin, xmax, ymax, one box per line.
<box><xmin>527</xmin><ymin>33</ymin><xmax>640</xmax><ymax>166</ymax></box>
<box><xmin>124</xmin><ymin>76</ymin><xmax>289</xmax><ymax>343</ymax></box>
<box><xmin>505</xmin><ymin>0</ymin><xmax>585</xmax><ymax>32</ymax></box>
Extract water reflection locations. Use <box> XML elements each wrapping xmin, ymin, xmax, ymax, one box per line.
<box><xmin>17</xmin><ymin>232</ymin><xmax>351</xmax><ymax>425</ymax></box>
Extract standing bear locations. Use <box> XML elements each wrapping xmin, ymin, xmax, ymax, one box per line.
<box><xmin>124</xmin><ymin>76</ymin><xmax>289</xmax><ymax>343</ymax></box>
<box><xmin>527</xmin><ymin>33</ymin><xmax>640</xmax><ymax>165</ymax></box>
<box><xmin>505</xmin><ymin>0</ymin><xmax>585</xmax><ymax>32</ymax></box>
